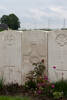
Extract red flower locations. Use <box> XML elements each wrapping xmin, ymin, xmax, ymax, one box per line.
<box><xmin>37</xmin><ymin>90</ymin><xmax>41</xmax><ymax>94</ymax></box>
<box><xmin>53</xmin><ymin>66</ymin><xmax>56</xmax><ymax>69</ymax></box>
<box><xmin>44</xmin><ymin>76</ymin><xmax>48</xmax><ymax>80</ymax></box>
<box><xmin>51</xmin><ymin>84</ymin><xmax>55</xmax><ymax>88</ymax></box>
<box><xmin>41</xmin><ymin>59</ymin><xmax>44</xmax><ymax>63</ymax></box>
<box><xmin>41</xmin><ymin>83</ymin><xmax>45</xmax><ymax>86</ymax></box>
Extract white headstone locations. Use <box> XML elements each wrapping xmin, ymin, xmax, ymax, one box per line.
<box><xmin>48</xmin><ymin>30</ymin><xmax>67</xmax><ymax>81</ymax></box>
<box><xmin>21</xmin><ymin>30</ymin><xmax>47</xmax><ymax>83</ymax></box>
<box><xmin>0</xmin><ymin>30</ymin><xmax>22</xmax><ymax>84</ymax></box>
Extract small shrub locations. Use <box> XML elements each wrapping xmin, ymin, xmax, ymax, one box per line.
<box><xmin>26</xmin><ymin>59</ymin><xmax>46</xmax><ymax>83</ymax></box>
<box><xmin>53</xmin><ymin>80</ymin><xmax>67</xmax><ymax>97</ymax></box>
<box><xmin>33</xmin><ymin>59</ymin><xmax>45</xmax><ymax>78</ymax></box>
<box><xmin>24</xmin><ymin>59</ymin><xmax>46</xmax><ymax>93</ymax></box>
<box><xmin>53</xmin><ymin>91</ymin><xmax>63</xmax><ymax>100</ymax></box>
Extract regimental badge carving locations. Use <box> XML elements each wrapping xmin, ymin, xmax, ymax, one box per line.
<box><xmin>56</xmin><ymin>34</ymin><xmax>67</xmax><ymax>46</ymax></box>
<box><xmin>3</xmin><ymin>33</ymin><xmax>15</xmax><ymax>46</ymax></box>
<box><xmin>29</xmin><ymin>43</ymin><xmax>40</xmax><ymax>63</ymax></box>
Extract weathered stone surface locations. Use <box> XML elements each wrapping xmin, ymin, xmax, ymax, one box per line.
<box><xmin>21</xmin><ymin>30</ymin><xmax>47</xmax><ymax>84</ymax></box>
<box><xmin>48</xmin><ymin>30</ymin><xmax>67</xmax><ymax>81</ymax></box>
<box><xmin>1</xmin><ymin>29</ymin><xmax>67</xmax><ymax>84</ymax></box>
<box><xmin>0</xmin><ymin>30</ymin><xmax>47</xmax><ymax>85</ymax></box>
<box><xmin>0</xmin><ymin>30</ymin><xmax>22</xmax><ymax>84</ymax></box>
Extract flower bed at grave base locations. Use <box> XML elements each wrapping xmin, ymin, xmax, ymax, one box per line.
<box><xmin>23</xmin><ymin>60</ymin><xmax>67</xmax><ymax>100</ymax></box>
<box><xmin>0</xmin><ymin>60</ymin><xmax>67</xmax><ymax>100</ymax></box>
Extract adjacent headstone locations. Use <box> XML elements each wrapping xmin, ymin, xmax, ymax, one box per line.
<box><xmin>0</xmin><ymin>30</ymin><xmax>22</xmax><ymax>84</ymax></box>
<box><xmin>48</xmin><ymin>30</ymin><xmax>67</xmax><ymax>81</ymax></box>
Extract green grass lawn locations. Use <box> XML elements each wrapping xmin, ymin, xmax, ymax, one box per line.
<box><xmin>0</xmin><ymin>96</ymin><xmax>31</xmax><ymax>100</ymax></box>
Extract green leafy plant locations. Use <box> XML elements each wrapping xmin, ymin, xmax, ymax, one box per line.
<box><xmin>24</xmin><ymin>59</ymin><xmax>46</xmax><ymax>91</ymax></box>
<box><xmin>26</xmin><ymin>59</ymin><xmax>46</xmax><ymax>82</ymax></box>
<box><xmin>24</xmin><ymin>60</ymin><xmax>56</xmax><ymax>97</ymax></box>
<box><xmin>53</xmin><ymin>91</ymin><xmax>63</xmax><ymax>100</ymax></box>
<box><xmin>36</xmin><ymin>76</ymin><xmax>55</xmax><ymax>97</ymax></box>
<box><xmin>33</xmin><ymin>59</ymin><xmax>45</xmax><ymax>78</ymax></box>
<box><xmin>53</xmin><ymin>80</ymin><xmax>67</xmax><ymax>97</ymax></box>
<box><xmin>24</xmin><ymin>61</ymin><xmax>67</xmax><ymax>99</ymax></box>
<box><xmin>24</xmin><ymin>80</ymin><xmax>37</xmax><ymax>91</ymax></box>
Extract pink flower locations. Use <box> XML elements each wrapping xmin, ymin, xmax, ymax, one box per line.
<box><xmin>44</xmin><ymin>76</ymin><xmax>48</xmax><ymax>80</ymax></box>
<box><xmin>37</xmin><ymin>83</ymin><xmax>45</xmax><ymax>87</ymax></box>
<box><xmin>53</xmin><ymin>66</ymin><xmax>56</xmax><ymax>69</ymax></box>
<box><xmin>51</xmin><ymin>84</ymin><xmax>55</xmax><ymax>88</ymax></box>
<box><xmin>41</xmin><ymin>83</ymin><xmax>45</xmax><ymax>86</ymax></box>
<box><xmin>37</xmin><ymin>83</ymin><xmax>41</xmax><ymax>87</ymax></box>
<box><xmin>37</xmin><ymin>90</ymin><xmax>41</xmax><ymax>94</ymax></box>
